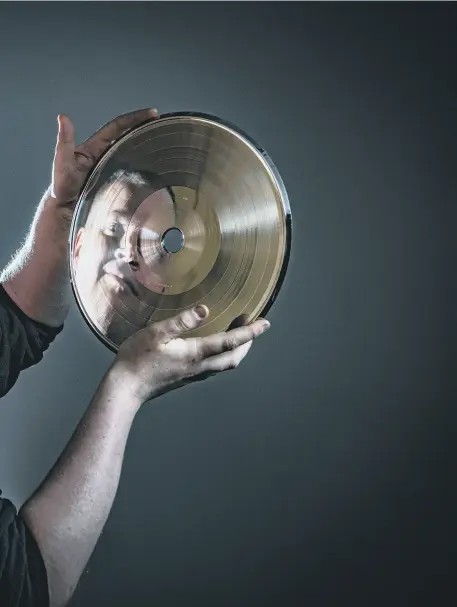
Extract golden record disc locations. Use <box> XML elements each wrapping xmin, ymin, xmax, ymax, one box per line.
<box><xmin>69</xmin><ymin>112</ymin><xmax>292</xmax><ymax>352</ymax></box>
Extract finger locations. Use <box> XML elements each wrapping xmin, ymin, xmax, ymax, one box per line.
<box><xmin>157</xmin><ymin>305</ymin><xmax>209</xmax><ymax>342</ymax></box>
<box><xmin>198</xmin><ymin>341</ymin><xmax>253</xmax><ymax>374</ymax></box>
<box><xmin>53</xmin><ymin>114</ymin><xmax>75</xmax><ymax>167</ymax></box>
<box><xmin>227</xmin><ymin>313</ymin><xmax>250</xmax><ymax>331</ymax></box>
<box><xmin>197</xmin><ymin>318</ymin><xmax>270</xmax><ymax>359</ymax></box>
<box><xmin>81</xmin><ymin>107</ymin><xmax>158</xmax><ymax>160</ymax></box>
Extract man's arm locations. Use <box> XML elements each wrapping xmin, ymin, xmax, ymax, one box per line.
<box><xmin>18</xmin><ymin>306</ymin><xmax>269</xmax><ymax>607</ymax></box>
<box><xmin>0</xmin><ymin>192</ymin><xmax>72</xmax><ymax>327</ymax></box>
<box><xmin>20</xmin><ymin>369</ymin><xmax>140</xmax><ymax>607</ymax></box>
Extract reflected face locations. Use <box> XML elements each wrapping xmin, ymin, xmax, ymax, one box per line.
<box><xmin>73</xmin><ymin>180</ymin><xmax>176</xmax><ymax>342</ymax></box>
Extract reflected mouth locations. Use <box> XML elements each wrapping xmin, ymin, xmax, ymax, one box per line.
<box><xmin>105</xmin><ymin>273</ymin><xmax>139</xmax><ymax>296</ymax></box>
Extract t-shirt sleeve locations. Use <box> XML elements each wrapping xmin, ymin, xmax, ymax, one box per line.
<box><xmin>0</xmin><ymin>492</ymin><xmax>49</xmax><ymax>607</ymax></box>
<box><xmin>0</xmin><ymin>285</ymin><xmax>63</xmax><ymax>398</ymax></box>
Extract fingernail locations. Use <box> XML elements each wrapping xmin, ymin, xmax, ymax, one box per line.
<box><xmin>195</xmin><ymin>305</ymin><xmax>208</xmax><ymax>319</ymax></box>
<box><xmin>261</xmin><ymin>319</ymin><xmax>270</xmax><ymax>330</ymax></box>
<box><xmin>149</xmin><ymin>108</ymin><xmax>159</xmax><ymax>116</ymax></box>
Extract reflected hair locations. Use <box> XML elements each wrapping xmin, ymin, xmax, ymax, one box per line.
<box><xmin>79</xmin><ymin>167</ymin><xmax>175</xmax><ymax>227</ymax></box>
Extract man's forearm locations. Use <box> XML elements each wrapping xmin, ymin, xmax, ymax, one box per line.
<box><xmin>20</xmin><ymin>368</ymin><xmax>141</xmax><ymax>607</ymax></box>
<box><xmin>0</xmin><ymin>189</ymin><xmax>73</xmax><ymax>327</ymax></box>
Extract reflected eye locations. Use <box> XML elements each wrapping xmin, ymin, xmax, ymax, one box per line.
<box><xmin>103</xmin><ymin>222</ymin><xmax>123</xmax><ymax>237</ymax></box>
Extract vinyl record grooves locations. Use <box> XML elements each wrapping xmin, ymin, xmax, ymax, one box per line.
<box><xmin>69</xmin><ymin>112</ymin><xmax>292</xmax><ymax>352</ymax></box>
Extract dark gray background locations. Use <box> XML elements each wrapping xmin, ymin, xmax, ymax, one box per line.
<box><xmin>0</xmin><ymin>2</ymin><xmax>456</xmax><ymax>606</ymax></box>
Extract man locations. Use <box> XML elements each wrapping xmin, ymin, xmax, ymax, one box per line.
<box><xmin>0</xmin><ymin>109</ymin><xmax>270</xmax><ymax>607</ymax></box>
<box><xmin>72</xmin><ymin>167</ymin><xmax>179</xmax><ymax>344</ymax></box>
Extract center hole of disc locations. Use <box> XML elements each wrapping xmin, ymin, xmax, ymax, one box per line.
<box><xmin>161</xmin><ymin>227</ymin><xmax>185</xmax><ymax>254</ymax></box>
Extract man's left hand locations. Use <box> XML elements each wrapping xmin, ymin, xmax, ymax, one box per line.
<box><xmin>50</xmin><ymin>108</ymin><xmax>159</xmax><ymax>207</ymax></box>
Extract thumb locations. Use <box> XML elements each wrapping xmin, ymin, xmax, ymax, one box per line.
<box><xmin>158</xmin><ymin>305</ymin><xmax>209</xmax><ymax>343</ymax></box>
<box><xmin>54</xmin><ymin>114</ymin><xmax>75</xmax><ymax>166</ymax></box>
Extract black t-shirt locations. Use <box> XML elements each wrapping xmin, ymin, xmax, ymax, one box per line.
<box><xmin>0</xmin><ymin>493</ymin><xmax>50</xmax><ymax>607</ymax></box>
<box><xmin>0</xmin><ymin>284</ymin><xmax>63</xmax><ymax>606</ymax></box>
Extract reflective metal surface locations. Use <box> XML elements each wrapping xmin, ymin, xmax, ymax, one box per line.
<box><xmin>69</xmin><ymin>112</ymin><xmax>292</xmax><ymax>352</ymax></box>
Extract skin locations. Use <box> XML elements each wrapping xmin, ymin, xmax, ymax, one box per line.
<box><xmin>0</xmin><ymin>109</ymin><xmax>272</xmax><ymax>606</ymax></box>
<box><xmin>21</xmin><ymin>305</ymin><xmax>270</xmax><ymax>607</ymax></box>
<box><xmin>74</xmin><ymin>181</ymin><xmax>177</xmax><ymax>342</ymax></box>
<box><xmin>0</xmin><ymin>109</ymin><xmax>160</xmax><ymax>326</ymax></box>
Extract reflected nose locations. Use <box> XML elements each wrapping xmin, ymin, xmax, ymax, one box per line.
<box><xmin>114</xmin><ymin>246</ymin><xmax>140</xmax><ymax>271</ymax></box>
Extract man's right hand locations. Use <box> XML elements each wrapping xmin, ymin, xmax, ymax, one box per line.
<box><xmin>110</xmin><ymin>305</ymin><xmax>271</xmax><ymax>405</ymax></box>
<box><xmin>19</xmin><ymin>305</ymin><xmax>269</xmax><ymax>607</ymax></box>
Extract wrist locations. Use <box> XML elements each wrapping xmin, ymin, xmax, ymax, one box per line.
<box><xmin>41</xmin><ymin>191</ymin><xmax>75</xmax><ymax>228</ymax></box>
<box><xmin>105</xmin><ymin>359</ymin><xmax>162</xmax><ymax>407</ymax></box>
<box><xmin>100</xmin><ymin>365</ymin><xmax>145</xmax><ymax>414</ymax></box>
